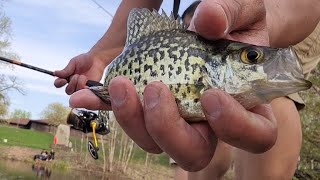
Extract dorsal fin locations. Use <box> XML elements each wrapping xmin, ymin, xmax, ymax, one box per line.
<box><xmin>125</xmin><ymin>8</ymin><xmax>183</xmax><ymax>46</ymax></box>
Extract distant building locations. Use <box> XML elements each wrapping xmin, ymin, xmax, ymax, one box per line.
<box><xmin>5</xmin><ymin>118</ymin><xmax>56</xmax><ymax>133</ymax></box>
<box><xmin>8</xmin><ymin>118</ymin><xmax>32</xmax><ymax>129</ymax></box>
<box><xmin>30</xmin><ymin>119</ymin><xmax>55</xmax><ymax>133</ymax></box>
<box><xmin>2</xmin><ymin>114</ymin><xmax>84</xmax><ymax>138</ymax></box>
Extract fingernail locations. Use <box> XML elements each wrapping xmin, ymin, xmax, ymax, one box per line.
<box><xmin>202</xmin><ymin>93</ymin><xmax>222</xmax><ymax>119</ymax></box>
<box><xmin>144</xmin><ymin>86</ymin><xmax>161</xmax><ymax>110</ymax></box>
<box><xmin>109</xmin><ymin>84</ymin><xmax>127</xmax><ymax>107</ymax></box>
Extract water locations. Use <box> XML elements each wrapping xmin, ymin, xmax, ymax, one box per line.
<box><xmin>0</xmin><ymin>160</ymin><xmax>126</xmax><ymax>180</ymax></box>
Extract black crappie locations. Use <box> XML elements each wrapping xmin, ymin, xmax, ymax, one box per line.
<box><xmin>90</xmin><ymin>8</ymin><xmax>312</xmax><ymax>122</ymax></box>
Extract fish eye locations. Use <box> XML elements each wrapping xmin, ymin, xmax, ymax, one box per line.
<box><xmin>241</xmin><ymin>48</ymin><xmax>264</xmax><ymax>64</ymax></box>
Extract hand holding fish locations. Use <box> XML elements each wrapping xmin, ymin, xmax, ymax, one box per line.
<box><xmin>59</xmin><ymin>0</ymin><xmax>318</xmax><ymax>172</ymax></box>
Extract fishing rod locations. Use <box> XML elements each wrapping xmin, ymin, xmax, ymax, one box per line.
<box><xmin>0</xmin><ymin>56</ymin><xmax>102</xmax><ymax>87</ymax></box>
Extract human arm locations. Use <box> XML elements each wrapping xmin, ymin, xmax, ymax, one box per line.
<box><xmin>54</xmin><ymin>0</ymin><xmax>163</xmax><ymax>94</ymax></box>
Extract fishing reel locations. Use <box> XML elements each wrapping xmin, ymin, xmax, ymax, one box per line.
<box><xmin>67</xmin><ymin>109</ymin><xmax>110</xmax><ymax>160</ymax></box>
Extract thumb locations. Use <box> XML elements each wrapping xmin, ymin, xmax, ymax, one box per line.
<box><xmin>190</xmin><ymin>0</ymin><xmax>266</xmax><ymax>39</ymax></box>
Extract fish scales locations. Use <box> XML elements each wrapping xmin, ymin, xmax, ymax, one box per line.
<box><xmin>89</xmin><ymin>8</ymin><xmax>312</xmax><ymax>122</ymax></box>
<box><xmin>104</xmin><ymin>29</ymin><xmax>220</xmax><ymax>120</ymax></box>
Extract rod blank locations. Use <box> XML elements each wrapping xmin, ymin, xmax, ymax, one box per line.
<box><xmin>0</xmin><ymin>56</ymin><xmax>54</xmax><ymax>76</ymax></box>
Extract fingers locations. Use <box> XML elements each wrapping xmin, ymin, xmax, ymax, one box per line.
<box><xmin>143</xmin><ymin>82</ymin><xmax>217</xmax><ymax>171</ymax></box>
<box><xmin>54</xmin><ymin>59</ymin><xmax>76</xmax><ymax>89</ymax></box>
<box><xmin>65</xmin><ymin>74</ymin><xmax>79</xmax><ymax>95</ymax></box>
<box><xmin>55</xmin><ymin>75</ymin><xmax>88</xmax><ymax>95</ymax></box>
<box><xmin>54</xmin><ymin>78</ymin><xmax>68</xmax><ymax>88</ymax></box>
<box><xmin>69</xmin><ymin>89</ymin><xmax>111</xmax><ymax>110</ymax></box>
<box><xmin>201</xmin><ymin>89</ymin><xmax>277</xmax><ymax>153</ymax></box>
<box><xmin>54</xmin><ymin>59</ymin><xmax>76</xmax><ymax>79</ymax></box>
<box><xmin>109</xmin><ymin>76</ymin><xmax>162</xmax><ymax>153</ymax></box>
<box><xmin>190</xmin><ymin>0</ymin><xmax>268</xmax><ymax>45</ymax></box>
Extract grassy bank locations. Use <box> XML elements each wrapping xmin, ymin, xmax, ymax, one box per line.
<box><xmin>0</xmin><ymin>125</ymin><xmax>173</xmax><ymax>179</ymax></box>
<box><xmin>0</xmin><ymin>125</ymin><xmax>53</xmax><ymax>149</ymax></box>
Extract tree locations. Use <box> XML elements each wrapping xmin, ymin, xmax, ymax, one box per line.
<box><xmin>0</xmin><ymin>92</ymin><xmax>9</xmax><ymax>117</ymax></box>
<box><xmin>10</xmin><ymin>109</ymin><xmax>31</xmax><ymax>119</ymax></box>
<box><xmin>40</xmin><ymin>102</ymin><xmax>70</xmax><ymax>125</ymax></box>
<box><xmin>0</xmin><ymin>1</ymin><xmax>22</xmax><ymax>117</ymax></box>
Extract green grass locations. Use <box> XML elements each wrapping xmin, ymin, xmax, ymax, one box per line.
<box><xmin>0</xmin><ymin>125</ymin><xmax>53</xmax><ymax>149</ymax></box>
<box><xmin>0</xmin><ymin>125</ymin><xmax>170</xmax><ymax>168</ymax></box>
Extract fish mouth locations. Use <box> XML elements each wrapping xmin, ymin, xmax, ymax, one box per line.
<box><xmin>252</xmin><ymin>78</ymin><xmax>312</xmax><ymax>102</ymax></box>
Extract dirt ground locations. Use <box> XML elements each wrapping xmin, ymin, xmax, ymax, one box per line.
<box><xmin>0</xmin><ymin>146</ymin><xmax>39</xmax><ymax>162</ymax></box>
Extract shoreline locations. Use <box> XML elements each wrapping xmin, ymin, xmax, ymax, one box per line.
<box><xmin>0</xmin><ymin>145</ymin><xmax>174</xmax><ymax>179</ymax></box>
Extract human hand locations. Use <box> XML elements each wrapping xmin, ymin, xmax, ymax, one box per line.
<box><xmin>68</xmin><ymin>0</ymin><xmax>304</xmax><ymax>171</ymax></box>
<box><xmin>54</xmin><ymin>52</ymin><xmax>106</xmax><ymax>95</ymax></box>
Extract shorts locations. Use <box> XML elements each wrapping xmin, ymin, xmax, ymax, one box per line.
<box><xmin>289</xmin><ymin>22</ymin><xmax>320</xmax><ymax>110</ymax></box>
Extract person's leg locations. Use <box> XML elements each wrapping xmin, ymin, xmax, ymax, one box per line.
<box><xmin>188</xmin><ymin>140</ymin><xmax>232</xmax><ymax>180</ymax></box>
<box><xmin>173</xmin><ymin>165</ymin><xmax>188</xmax><ymax>180</ymax></box>
<box><xmin>234</xmin><ymin>97</ymin><xmax>302</xmax><ymax>180</ymax></box>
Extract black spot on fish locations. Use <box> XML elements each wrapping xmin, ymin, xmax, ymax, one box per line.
<box><xmin>123</xmin><ymin>69</ymin><xmax>127</xmax><ymax>75</ymax></box>
<box><xmin>135</xmin><ymin>68</ymin><xmax>140</xmax><ymax>73</ymax></box>
<box><xmin>195</xmin><ymin>77</ymin><xmax>205</xmax><ymax>88</ymax></box>
<box><xmin>182</xmin><ymin>92</ymin><xmax>187</xmax><ymax>99</ymax></box>
<box><xmin>148</xmin><ymin>49</ymin><xmax>157</xmax><ymax>57</ymax></box>
<box><xmin>122</xmin><ymin>57</ymin><xmax>128</xmax><ymax>66</ymax></box>
<box><xmin>137</xmin><ymin>75</ymin><xmax>141</xmax><ymax>82</ymax></box>
<box><xmin>169</xmin><ymin>84</ymin><xmax>173</xmax><ymax>90</ymax></box>
<box><xmin>169</xmin><ymin>47</ymin><xmax>179</xmax><ymax>62</ymax></box>
<box><xmin>184</xmin><ymin>74</ymin><xmax>190</xmax><ymax>81</ymax></box>
<box><xmin>143</xmin><ymin>79</ymin><xmax>148</xmax><ymax>85</ymax></box>
<box><xmin>187</xmin><ymin>86</ymin><xmax>191</xmax><ymax>93</ymax></box>
<box><xmin>160</xmin><ymin>65</ymin><xmax>165</xmax><ymax>75</ymax></box>
<box><xmin>179</xmin><ymin>48</ymin><xmax>184</xmax><ymax>56</ymax></box>
<box><xmin>159</xmin><ymin>51</ymin><xmax>165</xmax><ymax>60</ymax></box>
<box><xmin>169</xmin><ymin>71</ymin><xmax>173</xmax><ymax>78</ymax></box>
<box><xmin>168</xmin><ymin>64</ymin><xmax>174</xmax><ymax>71</ymax></box>
<box><xmin>191</xmin><ymin>64</ymin><xmax>197</xmax><ymax>74</ymax></box>
<box><xmin>150</xmin><ymin>70</ymin><xmax>157</xmax><ymax>77</ymax></box>
<box><xmin>249</xmin><ymin>65</ymin><xmax>257</xmax><ymax>71</ymax></box>
<box><xmin>144</xmin><ymin>64</ymin><xmax>152</xmax><ymax>72</ymax></box>
<box><xmin>129</xmin><ymin>49</ymin><xmax>135</xmax><ymax>57</ymax></box>
<box><xmin>185</xmin><ymin>58</ymin><xmax>190</xmax><ymax>71</ymax></box>
<box><xmin>154</xmin><ymin>56</ymin><xmax>159</xmax><ymax>64</ymax></box>
<box><xmin>176</xmin><ymin>67</ymin><xmax>182</xmax><ymax>75</ymax></box>
<box><xmin>116</xmin><ymin>64</ymin><xmax>120</xmax><ymax>72</ymax></box>
<box><xmin>186</xmin><ymin>102</ymin><xmax>190</xmax><ymax>107</ymax></box>
<box><xmin>175</xmin><ymin>98</ymin><xmax>181</xmax><ymax>104</ymax></box>
<box><xmin>194</xmin><ymin>98</ymin><xmax>199</xmax><ymax>103</ymax></box>
<box><xmin>128</xmin><ymin>61</ymin><xmax>133</xmax><ymax>70</ymax></box>
<box><xmin>175</xmin><ymin>86</ymin><xmax>179</xmax><ymax>93</ymax></box>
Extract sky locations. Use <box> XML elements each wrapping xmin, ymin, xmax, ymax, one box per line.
<box><xmin>2</xmin><ymin>0</ymin><xmax>194</xmax><ymax>119</ymax></box>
